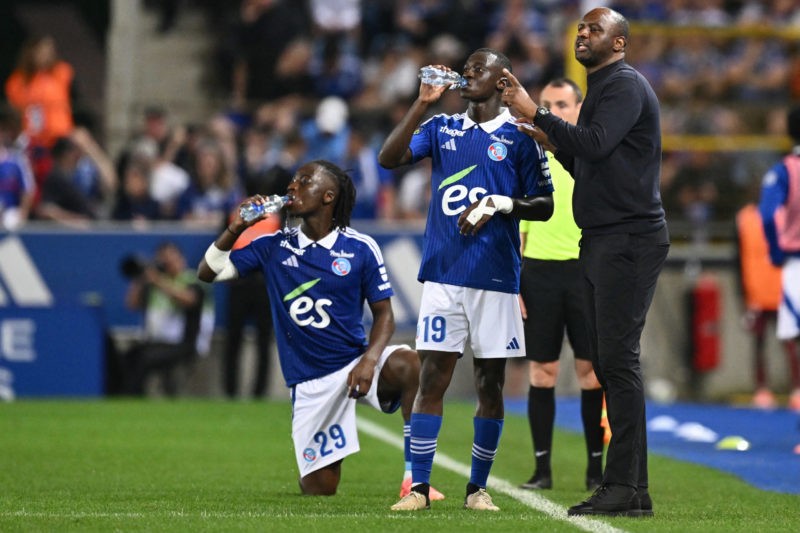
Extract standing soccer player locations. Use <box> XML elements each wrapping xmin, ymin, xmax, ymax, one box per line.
<box><xmin>198</xmin><ymin>160</ymin><xmax>423</xmax><ymax>496</ymax></box>
<box><xmin>379</xmin><ymin>48</ymin><xmax>554</xmax><ymax>511</ymax></box>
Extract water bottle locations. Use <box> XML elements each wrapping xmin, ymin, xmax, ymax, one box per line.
<box><xmin>239</xmin><ymin>195</ymin><xmax>289</xmax><ymax>222</ymax></box>
<box><xmin>418</xmin><ymin>66</ymin><xmax>467</xmax><ymax>90</ymax></box>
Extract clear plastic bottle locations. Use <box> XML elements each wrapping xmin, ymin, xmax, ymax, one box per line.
<box><xmin>239</xmin><ymin>195</ymin><xmax>289</xmax><ymax>222</ymax></box>
<box><xmin>418</xmin><ymin>66</ymin><xmax>467</xmax><ymax>90</ymax></box>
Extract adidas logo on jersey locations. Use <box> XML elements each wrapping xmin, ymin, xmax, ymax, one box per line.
<box><xmin>282</xmin><ymin>255</ymin><xmax>299</xmax><ymax>268</ymax></box>
<box><xmin>506</xmin><ymin>337</ymin><xmax>520</xmax><ymax>350</ymax></box>
<box><xmin>440</xmin><ymin>138</ymin><xmax>457</xmax><ymax>151</ymax></box>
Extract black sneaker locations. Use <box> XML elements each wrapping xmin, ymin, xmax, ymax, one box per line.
<box><xmin>585</xmin><ymin>475</ymin><xmax>602</xmax><ymax>492</ymax></box>
<box><xmin>629</xmin><ymin>488</ymin><xmax>654</xmax><ymax>517</ymax></box>
<box><xmin>519</xmin><ymin>472</ymin><xmax>552</xmax><ymax>490</ymax></box>
<box><xmin>567</xmin><ymin>483</ymin><xmax>637</xmax><ymax>516</ymax></box>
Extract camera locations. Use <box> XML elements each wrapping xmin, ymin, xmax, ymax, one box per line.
<box><xmin>119</xmin><ymin>254</ymin><xmax>149</xmax><ymax>279</ymax></box>
<box><xmin>120</xmin><ymin>254</ymin><xmax>165</xmax><ymax>279</ymax></box>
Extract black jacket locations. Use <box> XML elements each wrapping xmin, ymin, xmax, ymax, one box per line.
<box><xmin>537</xmin><ymin>60</ymin><xmax>665</xmax><ymax>235</ymax></box>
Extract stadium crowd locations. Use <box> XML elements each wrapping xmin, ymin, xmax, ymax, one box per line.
<box><xmin>1</xmin><ymin>0</ymin><xmax>800</xmax><ymax>237</ymax></box>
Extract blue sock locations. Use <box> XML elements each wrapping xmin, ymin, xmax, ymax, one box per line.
<box><xmin>410</xmin><ymin>413</ymin><xmax>442</xmax><ymax>485</ymax></box>
<box><xmin>403</xmin><ymin>423</ymin><xmax>411</xmax><ymax>474</ymax></box>
<box><xmin>470</xmin><ymin>417</ymin><xmax>504</xmax><ymax>488</ymax></box>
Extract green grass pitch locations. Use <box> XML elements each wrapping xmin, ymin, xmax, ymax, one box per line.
<box><xmin>1</xmin><ymin>400</ymin><xmax>798</xmax><ymax>532</ymax></box>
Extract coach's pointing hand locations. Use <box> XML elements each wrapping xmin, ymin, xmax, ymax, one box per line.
<box><xmin>500</xmin><ymin>68</ymin><xmax>538</xmax><ymax>119</ymax></box>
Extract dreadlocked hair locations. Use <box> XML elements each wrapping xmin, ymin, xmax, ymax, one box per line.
<box><xmin>312</xmin><ymin>159</ymin><xmax>356</xmax><ymax>230</ymax></box>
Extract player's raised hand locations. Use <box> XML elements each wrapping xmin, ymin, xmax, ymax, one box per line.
<box><xmin>418</xmin><ymin>64</ymin><xmax>451</xmax><ymax>104</ymax></box>
<box><xmin>501</xmin><ymin>68</ymin><xmax>538</xmax><ymax>119</ymax></box>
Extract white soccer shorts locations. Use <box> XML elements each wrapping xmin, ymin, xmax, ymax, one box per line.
<box><xmin>290</xmin><ymin>344</ymin><xmax>409</xmax><ymax>478</ymax></box>
<box><xmin>415</xmin><ymin>281</ymin><xmax>525</xmax><ymax>358</ymax></box>
<box><xmin>777</xmin><ymin>257</ymin><xmax>800</xmax><ymax>340</ymax></box>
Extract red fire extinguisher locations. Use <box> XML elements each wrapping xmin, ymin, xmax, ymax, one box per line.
<box><xmin>691</xmin><ymin>274</ymin><xmax>721</xmax><ymax>372</ymax></box>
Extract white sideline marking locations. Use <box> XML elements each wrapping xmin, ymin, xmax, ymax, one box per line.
<box><xmin>358</xmin><ymin>417</ymin><xmax>629</xmax><ymax>533</ymax></box>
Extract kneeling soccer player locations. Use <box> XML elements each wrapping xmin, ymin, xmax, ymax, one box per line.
<box><xmin>198</xmin><ymin>159</ymin><xmax>443</xmax><ymax>497</ymax></box>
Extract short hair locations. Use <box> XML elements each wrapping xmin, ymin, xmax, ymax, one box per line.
<box><xmin>545</xmin><ymin>78</ymin><xmax>584</xmax><ymax>104</ymax></box>
<box><xmin>311</xmin><ymin>160</ymin><xmax>356</xmax><ymax>230</ymax></box>
<box><xmin>788</xmin><ymin>107</ymin><xmax>800</xmax><ymax>143</ymax></box>
<box><xmin>472</xmin><ymin>47</ymin><xmax>512</xmax><ymax>73</ymax></box>
<box><xmin>606</xmin><ymin>8</ymin><xmax>630</xmax><ymax>40</ymax></box>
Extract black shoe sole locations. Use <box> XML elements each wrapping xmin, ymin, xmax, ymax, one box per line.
<box><xmin>519</xmin><ymin>482</ymin><xmax>552</xmax><ymax>490</ymax></box>
<box><xmin>568</xmin><ymin>508</ymin><xmax>651</xmax><ymax>518</ymax></box>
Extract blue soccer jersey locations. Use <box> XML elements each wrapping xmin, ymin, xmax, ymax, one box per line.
<box><xmin>409</xmin><ymin>108</ymin><xmax>553</xmax><ymax>293</ymax></box>
<box><xmin>230</xmin><ymin>226</ymin><xmax>394</xmax><ymax>386</ymax></box>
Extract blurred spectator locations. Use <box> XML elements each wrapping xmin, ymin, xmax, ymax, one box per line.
<box><xmin>205</xmin><ymin>113</ymin><xmax>240</xmax><ymax>179</ymax></box>
<box><xmin>4</xmin><ymin>35</ymin><xmax>74</xmax><ymax>150</ymax></box>
<box><xmin>661</xmin><ymin>150</ymin><xmax>720</xmax><ymax>244</ymax></box>
<box><xmin>660</xmin><ymin>35</ymin><xmax>728</xmax><ymax>102</ymax></box>
<box><xmin>148</xmin><ymin>137</ymin><xmax>191</xmax><ymax>220</ymax></box>
<box><xmin>356</xmin><ymin>37</ymin><xmax>424</xmax><ymax>110</ymax></box>
<box><xmin>139</xmin><ymin>106</ymin><xmax>175</xmax><ymax>156</ymax></box>
<box><xmin>115</xmin><ymin>241</ymin><xmax>215</xmax><ymax>396</ymax></box>
<box><xmin>485</xmin><ymin>0</ymin><xmax>551</xmax><ymax>87</ymax></box>
<box><xmin>737</xmin><ymin>0</ymin><xmax>800</xmax><ymax>27</ymax></box>
<box><xmin>241</xmin><ymin>126</ymin><xmax>305</xmax><ymax>200</ymax></box>
<box><xmin>396</xmin><ymin>159</ymin><xmax>431</xmax><ymax>220</ymax></box>
<box><xmin>175</xmin><ymin>138</ymin><xmax>241</xmax><ymax>226</ymax></box>
<box><xmin>625</xmin><ymin>34</ymin><xmax>668</xmax><ymax>95</ymax></box>
<box><xmin>735</xmin><ymin>201</ymin><xmax>798</xmax><ymax>409</ymax></box>
<box><xmin>608</xmin><ymin>0</ymin><xmax>668</xmax><ymax>20</ymax></box>
<box><xmin>394</xmin><ymin>0</ymin><xmax>483</xmax><ymax>50</ymax></box>
<box><xmin>223</xmin><ymin>0</ymin><xmax>311</xmax><ymax>107</ymax></box>
<box><xmin>111</xmin><ymin>156</ymin><xmax>161</xmax><ymax>222</ymax></box>
<box><xmin>308</xmin><ymin>33</ymin><xmax>364</xmax><ymax>100</ymax></box>
<box><xmin>117</xmin><ymin>105</ymin><xmax>188</xmax><ymax>185</ymax></box>
<box><xmin>301</xmin><ymin>96</ymin><xmax>350</xmax><ymax>166</ymax></box>
<box><xmin>309</xmin><ymin>0</ymin><xmax>361</xmax><ymax>35</ymax></box>
<box><xmin>0</xmin><ymin>110</ymin><xmax>35</xmax><ymax>231</ymax></box>
<box><xmin>36</xmin><ymin>128</ymin><xmax>117</xmax><ymax>224</ymax></box>
<box><xmin>69</xmin><ymin>127</ymin><xmax>118</xmax><ymax>217</ymax></box>
<box><xmin>344</xmin><ymin>126</ymin><xmax>396</xmax><ymax>220</ymax></box>
<box><xmin>725</xmin><ymin>39</ymin><xmax>790</xmax><ymax>102</ymax></box>
<box><xmin>758</xmin><ymin>105</ymin><xmax>800</xmax><ymax>412</ymax></box>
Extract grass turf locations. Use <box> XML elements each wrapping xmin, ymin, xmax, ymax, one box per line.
<box><xmin>0</xmin><ymin>400</ymin><xmax>798</xmax><ymax>532</ymax></box>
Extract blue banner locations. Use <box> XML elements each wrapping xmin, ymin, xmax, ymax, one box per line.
<box><xmin>0</xmin><ymin>304</ymin><xmax>104</xmax><ymax>397</ymax></box>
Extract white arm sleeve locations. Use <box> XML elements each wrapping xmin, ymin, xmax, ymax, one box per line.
<box><xmin>214</xmin><ymin>262</ymin><xmax>239</xmax><ymax>281</ymax></box>
<box><xmin>204</xmin><ymin>243</ymin><xmax>239</xmax><ymax>281</ymax></box>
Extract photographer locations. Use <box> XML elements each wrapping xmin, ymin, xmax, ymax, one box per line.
<box><xmin>116</xmin><ymin>241</ymin><xmax>214</xmax><ymax>396</ymax></box>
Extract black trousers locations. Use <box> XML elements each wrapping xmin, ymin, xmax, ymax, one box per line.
<box><xmin>580</xmin><ymin>226</ymin><xmax>669</xmax><ymax>488</ymax></box>
<box><xmin>123</xmin><ymin>341</ymin><xmax>196</xmax><ymax>396</ymax></box>
<box><xmin>224</xmin><ymin>274</ymin><xmax>273</xmax><ymax>398</ymax></box>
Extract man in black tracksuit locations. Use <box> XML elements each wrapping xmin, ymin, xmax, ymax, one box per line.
<box><xmin>502</xmin><ymin>6</ymin><xmax>669</xmax><ymax>517</ymax></box>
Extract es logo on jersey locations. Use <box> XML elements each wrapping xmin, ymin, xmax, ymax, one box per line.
<box><xmin>487</xmin><ymin>142</ymin><xmax>507</xmax><ymax>161</ymax></box>
<box><xmin>284</xmin><ymin>278</ymin><xmax>332</xmax><ymax>328</ymax></box>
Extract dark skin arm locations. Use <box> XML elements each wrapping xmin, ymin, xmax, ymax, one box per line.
<box><xmin>347</xmin><ymin>298</ymin><xmax>395</xmax><ymax>399</ymax></box>
<box><xmin>457</xmin><ymin>194</ymin><xmax>554</xmax><ymax>236</ymax></box>
<box><xmin>378</xmin><ymin>67</ymin><xmax>449</xmax><ymax>169</ymax></box>
<box><xmin>197</xmin><ymin>194</ymin><xmax>272</xmax><ymax>282</ymax></box>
